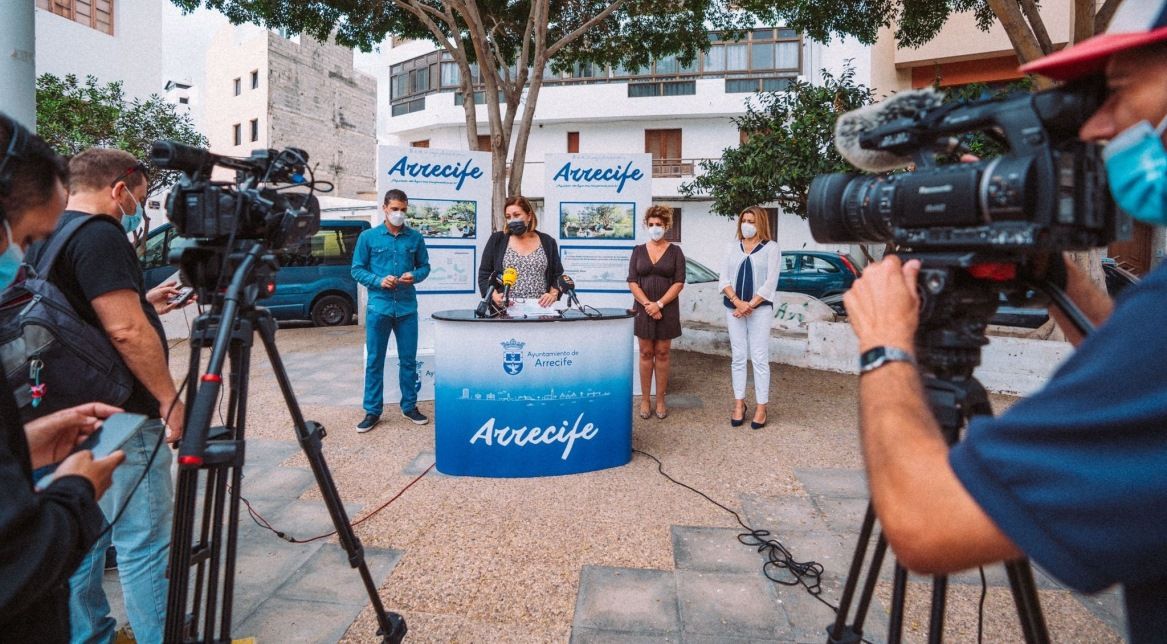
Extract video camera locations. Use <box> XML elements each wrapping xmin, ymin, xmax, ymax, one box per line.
<box><xmin>808</xmin><ymin>77</ymin><xmax>1127</xmax><ymax>253</ymax></box>
<box><xmin>150</xmin><ymin>141</ymin><xmax>321</xmax><ymax>249</ymax></box>
<box><xmin>810</xmin><ymin>77</ymin><xmax>1128</xmax><ymax>373</ymax></box>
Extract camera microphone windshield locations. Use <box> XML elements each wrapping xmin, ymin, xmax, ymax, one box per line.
<box><xmin>150</xmin><ymin>140</ymin><xmax>218</xmax><ymax>174</ymax></box>
<box><xmin>834</xmin><ymin>88</ymin><xmax>947</xmax><ymax>172</ymax></box>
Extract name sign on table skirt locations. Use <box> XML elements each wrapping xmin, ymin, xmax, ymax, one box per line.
<box><xmin>433</xmin><ymin>313</ymin><xmax>633</xmax><ymax>477</ymax></box>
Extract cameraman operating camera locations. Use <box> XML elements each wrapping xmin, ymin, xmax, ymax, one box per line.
<box><xmin>845</xmin><ymin>2</ymin><xmax>1167</xmax><ymax>641</ymax></box>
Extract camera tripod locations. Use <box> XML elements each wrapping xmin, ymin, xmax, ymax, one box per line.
<box><xmin>826</xmin><ymin>258</ymin><xmax>1073</xmax><ymax>644</ymax></box>
<box><xmin>164</xmin><ymin>242</ymin><xmax>407</xmax><ymax>643</ymax></box>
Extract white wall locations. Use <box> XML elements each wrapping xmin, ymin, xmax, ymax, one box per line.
<box><xmin>204</xmin><ymin>24</ymin><xmax>270</xmax><ymax>163</ymax></box>
<box><xmin>35</xmin><ymin>0</ymin><xmax>163</xmax><ymax>101</ymax></box>
<box><xmin>160</xmin><ymin>3</ymin><xmax>231</xmax><ymax>132</ymax></box>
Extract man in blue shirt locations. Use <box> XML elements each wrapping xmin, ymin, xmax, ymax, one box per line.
<box><xmin>841</xmin><ymin>2</ymin><xmax>1167</xmax><ymax>641</ymax></box>
<box><xmin>351</xmin><ymin>189</ymin><xmax>431</xmax><ymax>432</ymax></box>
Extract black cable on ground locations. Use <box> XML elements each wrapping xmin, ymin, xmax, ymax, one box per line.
<box><xmin>239</xmin><ymin>461</ymin><xmax>435</xmax><ymax>544</ymax></box>
<box><xmin>632</xmin><ymin>447</ymin><xmax>838</xmax><ymax>614</ymax></box>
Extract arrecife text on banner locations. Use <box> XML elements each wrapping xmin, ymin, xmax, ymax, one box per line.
<box><xmin>469</xmin><ymin>412</ymin><xmax>600</xmax><ymax>460</ymax></box>
<box><xmin>386</xmin><ymin>155</ymin><xmax>484</xmax><ymax>191</ymax></box>
<box><xmin>552</xmin><ymin>160</ymin><xmax>644</xmax><ymax>194</ymax></box>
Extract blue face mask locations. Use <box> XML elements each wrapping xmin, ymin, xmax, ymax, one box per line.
<box><xmin>0</xmin><ymin>220</ymin><xmax>25</xmax><ymax>288</ymax></box>
<box><xmin>1103</xmin><ymin>115</ymin><xmax>1167</xmax><ymax>226</ymax></box>
<box><xmin>118</xmin><ymin>195</ymin><xmax>144</xmax><ymax>233</ymax></box>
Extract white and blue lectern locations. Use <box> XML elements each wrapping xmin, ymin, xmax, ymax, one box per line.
<box><xmin>432</xmin><ymin>308</ymin><xmax>634</xmax><ymax>477</ymax></box>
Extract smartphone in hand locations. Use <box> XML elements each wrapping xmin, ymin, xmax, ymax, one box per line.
<box><xmin>37</xmin><ymin>413</ymin><xmax>148</xmax><ymax>487</ymax></box>
<box><xmin>169</xmin><ymin>287</ymin><xmax>196</xmax><ymax>306</ymax></box>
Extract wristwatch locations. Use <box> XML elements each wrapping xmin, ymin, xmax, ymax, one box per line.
<box><xmin>859</xmin><ymin>346</ymin><xmax>915</xmax><ymax>374</ymax></box>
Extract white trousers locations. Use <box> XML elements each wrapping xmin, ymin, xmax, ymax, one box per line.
<box><xmin>727</xmin><ymin>306</ymin><xmax>773</xmax><ymax>403</ymax></box>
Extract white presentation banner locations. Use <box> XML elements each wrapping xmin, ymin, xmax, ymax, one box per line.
<box><xmin>368</xmin><ymin>145</ymin><xmax>496</xmax><ymax>395</ymax></box>
<box><xmin>544</xmin><ymin>153</ymin><xmax>653</xmax><ymax>297</ymax></box>
<box><xmin>375</xmin><ymin>145</ymin><xmax>493</xmax><ymax>295</ymax></box>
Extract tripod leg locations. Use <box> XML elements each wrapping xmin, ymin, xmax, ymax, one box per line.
<box><xmin>1005</xmin><ymin>560</ymin><xmax>1050</xmax><ymax>644</ymax></box>
<box><xmin>256</xmin><ymin>315</ymin><xmax>407</xmax><ymax>643</ymax></box>
<box><xmin>928</xmin><ymin>575</ymin><xmax>948</xmax><ymax>644</ymax></box>
<box><xmin>852</xmin><ymin>533</ymin><xmax>889</xmax><ymax>636</ymax></box>
<box><xmin>889</xmin><ymin>563</ymin><xmax>908</xmax><ymax>644</ymax></box>
<box><xmin>166</xmin><ymin>323</ymin><xmax>211</xmax><ymax>643</ymax></box>
<box><xmin>829</xmin><ymin>502</ymin><xmax>877</xmax><ymax>643</ymax></box>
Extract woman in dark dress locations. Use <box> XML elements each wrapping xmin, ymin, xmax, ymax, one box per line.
<box><xmin>627</xmin><ymin>205</ymin><xmax>686</xmax><ymax>420</ymax></box>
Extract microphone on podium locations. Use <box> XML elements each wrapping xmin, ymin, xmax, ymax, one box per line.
<box><xmin>558</xmin><ymin>274</ymin><xmax>600</xmax><ymax>316</ymax></box>
<box><xmin>501</xmin><ymin>267</ymin><xmax>518</xmax><ymax>307</ymax></box>
<box><xmin>558</xmin><ymin>274</ymin><xmax>582</xmax><ymax>310</ymax></box>
<box><xmin>475</xmin><ymin>271</ymin><xmax>502</xmax><ymax>318</ymax></box>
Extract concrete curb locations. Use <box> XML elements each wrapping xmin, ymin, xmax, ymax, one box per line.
<box><xmin>675</xmin><ymin>321</ymin><xmax>1072</xmax><ymax>396</ymax></box>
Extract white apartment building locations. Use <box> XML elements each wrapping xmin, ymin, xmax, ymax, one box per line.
<box><xmin>376</xmin><ymin>30</ymin><xmax>871</xmax><ymax>273</ymax></box>
<box><xmin>204</xmin><ymin>25</ymin><xmax>377</xmax><ymax>200</ymax></box>
<box><xmin>35</xmin><ymin>0</ymin><xmax>163</xmax><ymax>101</ymax></box>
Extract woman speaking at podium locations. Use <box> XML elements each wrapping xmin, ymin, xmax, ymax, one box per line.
<box><xmin>478</xmin><ymin>196</ymin><xmax>564</xmax><ymax>308</ymax></box>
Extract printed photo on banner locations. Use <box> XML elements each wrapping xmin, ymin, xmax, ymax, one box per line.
<box><xmin>560</xmin><ymin>245</ymin><xmax>635</xmax><ymax>292</ymax></box>
<box><xmin>559</xmin><ymin>201</ymin><xmax>635</xmax><ymax>240</ymax></box>
<box><xmin>417</xmin><ymin>245</ymin><xmax>477</xmax><ymax>293</ymax></box>
<box><xmin>408</xmin><ymin>198</ymin><xmax>477</xmax><ymax>239</ymax></box>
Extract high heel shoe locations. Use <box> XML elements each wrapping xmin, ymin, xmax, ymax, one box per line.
<box><xmin>731</xmin><ymin>404</ymin><xmax>747</xmax><ymax>427</ymax></box>
<box><xmin>750</xmin><ymin>414</ymin><xmax>767</xmax><ymax>430</ymax></box>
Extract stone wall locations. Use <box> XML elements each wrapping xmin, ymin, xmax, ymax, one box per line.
<box><xmin>268</xmin><ymin>33</ymin><xmax>377</xmax><ymax>199</ymax></box>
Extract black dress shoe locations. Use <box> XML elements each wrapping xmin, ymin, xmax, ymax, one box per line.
<box><xmin>750</xmin><ymin>418</ymin><xmax>767</xmax><ymax>430</ymax></box>
<box><xmin>731</xmin><ymin>405</ymin><xmax>747</xmax><ymax>427</ymax></box>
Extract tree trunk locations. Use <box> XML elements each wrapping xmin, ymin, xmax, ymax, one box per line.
<box><xmin>454</xmin><ymin>39</ymin><xmax>479</xmax><ymax>151</ymax></box>
<box><xmin>1072</xmin><ymin>0</ymin><xmax>1096</xmax><ymax>44</ymax></box>
<box><xmin>987</xmin><ymin>0</ymin><xmax>1047</xmax><ymax>64</ymax></box>
<box><xmin>1095</xmin><ymin>0</ymin><xmax>1123</xmax><ymax>33</ymax></box>
<box><xmin>507</xmin><ymin>0</ymin><xmax>549</xmax><ymax>202</ymax></box>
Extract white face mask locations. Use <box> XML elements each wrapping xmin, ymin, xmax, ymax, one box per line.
<box><xmin>741</xmin><ymin>222</ymin><xmax>757</xmax><ymax>239</ymax></box>
<box><xmin>387</xmin><ymin>211</ymin><xmax>406</xmax><ymax>227</ymax></box>
<box><xmin>647</xmin><ymin>225</ymin><xmax>665</xmax><ymax>241</ymax></box>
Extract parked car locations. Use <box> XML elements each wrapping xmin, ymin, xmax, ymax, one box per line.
<box><xmin>682</xmin><ymin>250</ymin><xmax>860</xmax><ymax>324</ymax></box>
<box><xmin>685</xmin><ymin>250</ymin><xmax>861</xmax><ymax>304</ymax></box>
<box><xmin>141</xmin><ymin>219</ymin><xmax>371</xmax><ymax>326</ymax></box>
<box><xmin>991</xmin><ymin>257</ymin><xmax>1140</xmax><ymax>328</ymax></box>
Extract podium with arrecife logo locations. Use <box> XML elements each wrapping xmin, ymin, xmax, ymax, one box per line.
<box><xmin>431</xmin><ymin>308</ymin><xmax>633</xmax><ymax>477</ymax></box>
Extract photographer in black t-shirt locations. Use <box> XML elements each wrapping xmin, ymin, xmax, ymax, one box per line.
<box><xmin>27</xmin><ymin>147</ymin><xmax>190</xmax><ymax>643</ymax></box>
<box><xmin>0</xmin><ymin>114</ymin><xmax>125</xmax><ymax>641</ymax></box>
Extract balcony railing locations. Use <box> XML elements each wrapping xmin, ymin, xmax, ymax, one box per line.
<box><xmin>653</xmin><ymin>158</ymin><xmax>702</xmax><ymax>178</ymax></box>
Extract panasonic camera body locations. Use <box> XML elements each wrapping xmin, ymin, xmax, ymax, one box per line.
<box><xmin>809</xmin><ymin>78</ymin><xmax>1128</xmax><ymax>253</ymax></box>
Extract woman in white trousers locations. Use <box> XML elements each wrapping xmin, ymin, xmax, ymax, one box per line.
<box><xmin>719</xmin><ymin>206</ymin><xmax>781</xmax><ymax>429</ymax></box>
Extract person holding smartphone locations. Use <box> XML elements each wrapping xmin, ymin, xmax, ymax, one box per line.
<box><xmin>0</xmin><ymin>113</ymin><xmax>125</xmax><ymax>642</ymax></box>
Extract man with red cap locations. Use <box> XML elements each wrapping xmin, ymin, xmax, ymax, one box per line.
<box><xmin>843</xmin><ymin>1</ymin><xmax>1167</xmax><ymax>640</ymax></box>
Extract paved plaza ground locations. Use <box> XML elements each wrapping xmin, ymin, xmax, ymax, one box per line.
<box><xmin>103</xmin><ymin>325</ymin><xmax>1125</xmax><ymax>642</ymax></box>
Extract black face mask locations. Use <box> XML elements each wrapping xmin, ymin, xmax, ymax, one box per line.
<box><xmin>507</xmin><ymin>219</ymin><xmax>528</xmax><ymax>235</ymax></box>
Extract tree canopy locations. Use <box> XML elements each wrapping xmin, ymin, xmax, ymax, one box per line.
<box><xmin>680</xmin><ymin>64</ymin><xmax>874</xmax><ymax>219</ymax></box>
<box><xmin>36</xmin><ymin>73</ymin><xmax>208</xmax><ymax>197</ymax></box>
<box><xmin>171</xmin><ymin>0</ymin><xmax>776</xmax><ymax>227</ymax></box>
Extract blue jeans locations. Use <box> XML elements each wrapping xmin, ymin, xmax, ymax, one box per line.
<box><xmin>69</xmin><ymin>419</ymin><xmax>173</xmax><ymax>644</ymax></box>
<box><xmin>363</xmin><ymin>310</ymin><xmax>419</xmax><ymax>416</ymax></box>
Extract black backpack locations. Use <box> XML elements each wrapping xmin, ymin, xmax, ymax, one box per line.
<box><xmin>0</xmin><ymin>216</ymin><xmax>134</xmax><ymax>421</ymax></box>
